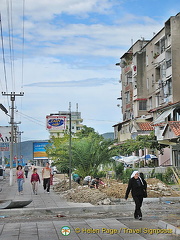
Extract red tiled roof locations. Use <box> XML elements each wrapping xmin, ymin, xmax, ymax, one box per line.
<box><xmin>148</xmin><ymin>101</ymin><xmax>180</xmax><ymax>113</ymax></box>
<box><xmin>168</xmin><ymin>121</ymin><xmax>180</xmax><ymax>136</ymax></box>
<box><xmin>150</xmin><ymin>122</ymin><xmax>166</xmax><ymax>127</ymax></box>
<box><xmin>137</xmin><ymin>122</ymin><xmax>154</xmax><ymax>131</ymax></box>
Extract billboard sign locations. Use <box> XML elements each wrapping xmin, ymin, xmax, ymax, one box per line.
<box><xmin>33</xmin><ymin>142</ymin><xmax>49</xmax><ymax>159</ymax></box>
<box><xmin>0</xmin><ymin>126</ymin><xmax>11</xmax><ymax>142</ymax></box>
<box><xmin>46</xmin><ymin>115</ymin><xmax>66</xmax><ymax>130</ymax></box>
<box><xmin>0</xmin><ymin>142</ymin><xmax>9</xmax><ymax>151</ymax></box>
<box><xmin>0</xmin><ymin>126</ymin><xmax>11</xmax><ymax>151</ymax></box>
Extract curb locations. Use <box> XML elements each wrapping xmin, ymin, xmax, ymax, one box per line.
<box><xmin>158</xmin><ymin>220</ymin><xmax>180</xmax><ymax>235</ymax></box>
<box><xmin>0</xmin><ymin>204</ymin><xmax>135</xmax><ymax>217</ymax></box>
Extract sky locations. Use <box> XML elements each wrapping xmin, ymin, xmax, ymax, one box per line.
<box><xmin>0</xmin><ymin>0</ymin><xmax>179</xmax><ymax>141</ymax></box>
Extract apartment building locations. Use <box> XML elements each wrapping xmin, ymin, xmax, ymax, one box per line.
<box><xmin>114</xmin><ymin>13</ymin><xmax>180</xmax><ymax>167</ymax></box>
<box><xmin>47</xmin><ymin>105</ymin><xmax>84</xmax><ymax>139</ymax></box>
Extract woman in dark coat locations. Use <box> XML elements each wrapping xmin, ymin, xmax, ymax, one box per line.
<box><xmin>125</xmin><ymin>171</ymin><xmax>147</xmax><ymax>220</ymax></box>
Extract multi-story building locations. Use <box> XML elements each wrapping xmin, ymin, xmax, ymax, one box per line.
<box><xmin>47</xmin><ymin>105</ymin><xmax>84</xmax><ymax>138</ymax></box>
<box><xmin>114</xmin><ymin>13</ymin><xmax>180</xmax><ymax>167</ymax></box>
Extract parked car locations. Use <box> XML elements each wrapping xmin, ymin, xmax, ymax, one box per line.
<box><xmin>51</xmin><ymin>166</ymin><xmax>60</xmax><ymax>174</ymax></box>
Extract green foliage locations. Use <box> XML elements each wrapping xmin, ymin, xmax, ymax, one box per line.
<box><xmin>149</xmin><ymin>167</ymin><xmax>175</xmax><ymax>184</ymax></box>
<box><xmin>116</xmin><ymin>131</ymin><xmax>166</xmax><ymax>156</ymax></box>
<box><xmin>45</xmin><ymin>131</ymin><xmax>117</xmax><ymax>178</ymax></box>
<box><xmin>71</xmin><ymin>135</ymin><xmax>116</xmax><ymax>177</ymax></box>
<box><xmin>122</xmin><ymin>168</ymin><xmax>134</xmax><ymax>183</ymax></box>
<box><xmin>45</xmin><ymin>135</ymin><xmax>70</xmax><ymax>174</ymax></box>
<box><xmin>154</xmin><ymin>173</ymin><xmax>163</xmax><ymax>181</ymax></box>
<box><xmin>163</xmin><ymin>167</ymin><xmax>175</xmax><ymax>184</ymax></box>
<box><xmin>114</xmin><ymin>163</ymin><xmax>124</xmax><ymax>180</ymax></box>
<box><xmin>75</xmin><ymin>125</ymin><xmax>99</xmax><ymax>138</ymax></box>
<box><xmin>96</xmin><ymin>171</ymin><xmax>107</xmax><ymax>178</ymax></box>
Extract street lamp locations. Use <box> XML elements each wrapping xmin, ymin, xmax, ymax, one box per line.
<box><xmin>0</xmin><ymin>104</ymin><xmax>9</xmax><ymax>115</ymax></box>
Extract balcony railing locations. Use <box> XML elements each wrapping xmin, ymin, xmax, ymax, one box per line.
<box><xmin>166</xmin><ymin>59</ymin><xmax>172</xmax><ymax>69</ymax></box>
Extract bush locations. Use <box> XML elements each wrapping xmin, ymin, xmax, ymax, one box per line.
<box><xmin>96</xmin><ymin>171</ymin><xmax>107</xmax><ymax>178</ymax></box>
<box><xmin>114</xmin><ymin>163</ymin><xmax>124</xmax><ymax>180</ymax></box>
<box><xmin>122</xmin><ymin>168</ymin><xmax>134</xmax><ymax>183</ymax></box>
<box><xmin>162</xmin><ymin>167</ymin><xmax>175</xmax><ymax>184</ymax></box>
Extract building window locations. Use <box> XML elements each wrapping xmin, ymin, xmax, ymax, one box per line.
<box><xmin>160</xmin><ymin>38</ymin><xmax>165</xmax><ymax>53</ymax></box>
<box><xmin>167</xmin><ymin>78</ymin><xmax>172</xmax><ymax>95</ymax></box>
<box><xmin>139</xmin><ymin>100</ymin><xmax>147</xmax><ymax>110</ymax></box>
<box><xmin>125</xmin><ymin>91</ymin><xmax>130</xmax><ymax>103</ymax></box>
<box><xmin>166</xmin><ymin>59</ymin><xmax>172</xmax><ymax>69</ymax></box>
<box><xmin>126</xmin><ymin>72</ymin><xmax>132</xmax><ymax>85</ymax></box>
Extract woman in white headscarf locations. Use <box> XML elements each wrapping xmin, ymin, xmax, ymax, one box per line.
<box><xmin>125</xmin><ymin>171</ymin><xmax>147</xmax><ymax>220</ymax></box>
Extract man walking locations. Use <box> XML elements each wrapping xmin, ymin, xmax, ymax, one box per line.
<box><xmin>42</xmin><ymin>162</ymin><xmax>51</xmax><ymax>193</ymax></box>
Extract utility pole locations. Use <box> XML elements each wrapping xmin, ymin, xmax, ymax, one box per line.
<box><xmin>69</xmin><ymin>102</ymin><xmax>72</xmax><ymax>189</ymax></box>
<box><xmin>2</xmin><ymin>92</ymin><xmax>24</xmax><ymax>186</ymax></box>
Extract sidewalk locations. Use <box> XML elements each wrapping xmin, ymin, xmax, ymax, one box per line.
<box><xmin>0</xmin><ymin>168</ymin><xmax>179</xmax><ymax>240</ymax></box>
<box><xmin>0</xmin><ymin>168</ymin><xmax>93</xmax><ymax>212</ymax></box>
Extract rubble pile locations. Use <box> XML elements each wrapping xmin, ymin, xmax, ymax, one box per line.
<box><xmin>63</xmin><ymin>187</ymin><xmax>108</xmax><ymax>205</ymax></box>
<box><xmin>53</xmin><ymin>176</ymin><xmax>180</xmax><ymax>205</ymax></box>
<box><xmin>146</xmin><ymin>178</ymin><xmax>179</xmax><ymax>198</ymax></box>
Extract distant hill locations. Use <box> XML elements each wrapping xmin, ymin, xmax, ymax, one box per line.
<box><xmin>101</xmin><ymin>132</ymin><xmax>114</xmax><ymax>140</ymax></box>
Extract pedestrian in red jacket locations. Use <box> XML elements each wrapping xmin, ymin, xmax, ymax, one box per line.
<box><xmin>31</xmin><ymin>168</ymin><xmax>40</xmax><ymax>195</ymax></box>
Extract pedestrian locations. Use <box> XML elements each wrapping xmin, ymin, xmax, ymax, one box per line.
<box><xmin>16</xmin><ymin>165</ymin><xmax>25</xmax><ymax>195</ymax></box>
<box><xmin>72</xmin><ymin>173</ymin><xmax>79</xmax><ymax>182</ymax></box>
<box><xmin>24</xmin><ymin>163</ymin><xmax>29</xmax><ymax>178</ymax></box>
<box><xmin>31</xmin><ymin>168</ymin><xmax>40</xmax><ymax>195</ymax></box>
<box><xmin>31</xmin><ymin>163</ymin><xmax>35</xmax><ymax>172</ymax></box>
<box><xmin>125</xmin><ymin>171</ymin><xmax>147</xmax><ymax>220</ymax></box>
<box><xmin>42</xmin><ymin>162</ymin><xmax>51</xmax><ymax>193</ymax></box>
<box><xmin>83</xmin><ymin>176</ymin><xmax>92</xmax><ymax>186</ymax></box>
<box><xmin>74</xmin><ymin>176</ymin><xmax>82</xmax><ymax>184</ymax></box>
<box><xmin>89</xmin><ymin>177</ymin><xmax>100</xmax><ymax>189</ymax></box>
<box><xmin>99</xmin><ymin>178</ymin><xmax>106</xmax><ymax>188</ymax></box>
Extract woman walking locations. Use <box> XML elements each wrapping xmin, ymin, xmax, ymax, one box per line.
<box><xmin>125</xmin><ymin>171</ymin><xmax>147</xmax><ymax>220</ymax></box>
<box><xmin>31</xmin><ymin>168</ymin><xmax>40</xmax><ymax>195</ymax></box>
<box><xmin>16</xmin><ymin>165</ymin><xmax>25</xmax><ymax>195</ymax></box>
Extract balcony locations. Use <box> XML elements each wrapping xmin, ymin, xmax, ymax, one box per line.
<box><xmin>166</xmin><ymin>59</ymin><xmax>172</xmax><ymax>68</ymax></box>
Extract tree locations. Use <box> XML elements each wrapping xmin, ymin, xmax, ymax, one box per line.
<box><xmin>117</xmin><ymin>131</ymin><xmax>166</xmax><ymax>156</ymax></box>
<box><xmin>45</xmin><ymin>135</ymin><xmax>70</xmax><ymax>173</ymax></box>
<box><xmin>46</xmin><ymin>132</ymin><xmax>117</xmax><ymax>177</ymax></box>
<box><xmin>76</xmin><ymin>125</ymin><xmax>99</xmax><ymax>138</ymax></box>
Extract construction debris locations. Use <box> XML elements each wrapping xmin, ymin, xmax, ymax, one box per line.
<box><xmin>53</xmin><ymin>176</ymin><xmax>180</xmax><ymax>205</ymax></box>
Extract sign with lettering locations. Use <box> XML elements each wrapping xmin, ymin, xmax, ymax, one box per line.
<box><xmin>46</xmin><ymin>115</ymin><xmax>66</xmax><ymax>130</ymax></box>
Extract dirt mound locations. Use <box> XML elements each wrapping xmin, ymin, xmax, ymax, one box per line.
<box><xmin>54</xmin><ymin>179</ymin><xmax>79</xmax><ymax>192</ymax></box>
<box><xmin>63</xmin><ymin>186</ymin><xmax>108</xmax><ymax>205</ymax></box>
<box><xmin>53</xmin><ymin>176</ymin><xmax>180</xmax><ymax>205</ymax></box>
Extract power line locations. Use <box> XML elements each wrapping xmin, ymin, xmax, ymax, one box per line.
<box><xmin>6</xmin><ymin>0</ymin><xmax>15</xmax><ymax>92</ymax></box>
<box><xmin>0</xmin><ymin>12</ymin><xmax>10</xmax><ymax>106</ymax></box>
<box><xmin>21</xmin><ymin>0</ymin><xmax>25</xmax><ymax>90</ymax></box>
<box><xmin>16</xmin><ymin>111</ymin><xmax>46</xmax><ymax>127</ymax></box>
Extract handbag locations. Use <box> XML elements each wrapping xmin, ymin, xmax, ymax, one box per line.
<box><xmin>143</xmin><ymin>189</ymin><xmax>147</xmax><ymax>198</ymax></box>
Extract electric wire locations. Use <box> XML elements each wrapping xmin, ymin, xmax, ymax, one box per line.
<box><xmin>21</xmin><ymin>0</ymin><xmax>25</xmax><ymax>90</ymax></box>
<box><xmin>0</xmin><ymin>12</ymin><xmax>10</xmax><ymax>107</ymax></box>
<box><xmin>6</xmin><ymin>0</ymin><xmax>15</xmax><ymax>92</ymax></box>
<box><xmin>16</xmin><ymin>111</ymin><xmax>46</xmax><ymax>127</ymax></box>
<box><xmin>19</xmin><ymin>0</ymin><xmax>26</xmax><ymax>124</ymax></box>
